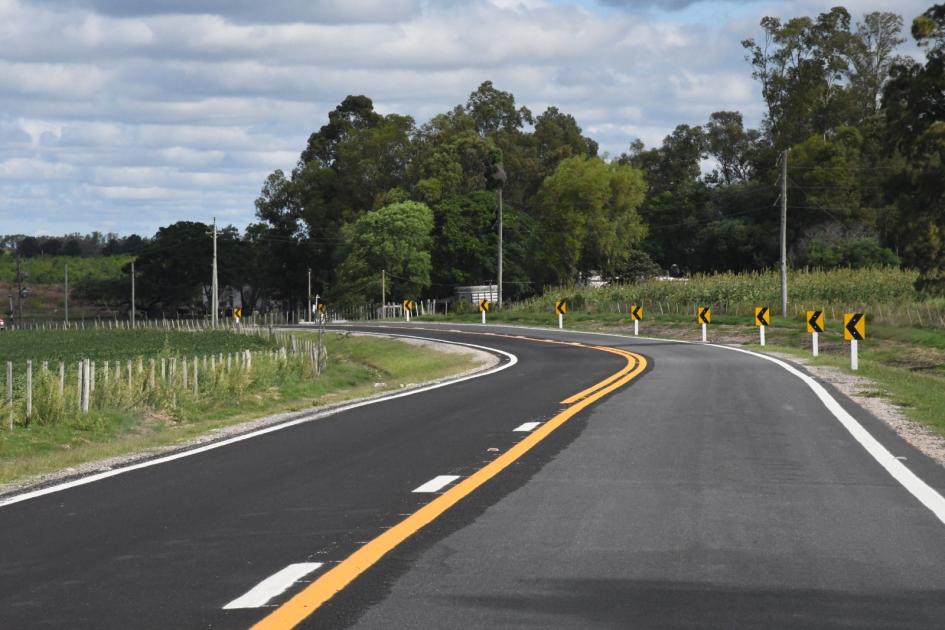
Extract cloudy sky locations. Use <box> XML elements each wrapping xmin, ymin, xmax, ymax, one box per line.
<box><xmin>0</xmin><ymin>0</ymin><xmax>931</xmax><ymax>237</ymax></box>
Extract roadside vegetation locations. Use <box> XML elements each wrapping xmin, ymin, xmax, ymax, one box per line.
<box><xmin>0</xmin><ymin>329</ymin><xmax>479</xmax><ymax>486</ymax></box>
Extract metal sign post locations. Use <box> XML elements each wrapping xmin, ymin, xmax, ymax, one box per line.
<box><xmin>844</xmin><ymin>313</ymin><xmax>865</xmax><ymax>370</ymax></box>
<box><xmin>555</xmin><ymin>301</ymin><xmax>567</xmax><ymax>329</ymax></box>
<box><xmin>698</xmin><ymin>307</ymin><xmax>711</xmax><ymax>342</ymax></box>
<box><xmin>630</xmin><ymin>304</ymin><xmax>643</xmax><ymax>336</ymax></box>
<box><xmin>754</xmin><ymin>307</ymin><xmax>770</xmax><ymax>347</ymax></box>
<box><xmin>807</xmin><ymin>310</ymin><xmax>824</xmax><ymax>357</ymax></box>
<box><xmin>479</xmin><ymin>299</ymin><xmax>491</xmax><ymax>324</ymax></box>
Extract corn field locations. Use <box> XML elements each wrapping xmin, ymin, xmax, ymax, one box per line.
<box><xmin>502</xmin><ymin>268</ymin><xmax>945</xmax><ymax>328</ymax></box>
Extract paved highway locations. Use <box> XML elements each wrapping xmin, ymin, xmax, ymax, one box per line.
<box><xmin>1</xmin><ymin>323</ymin><xmax>943</xmax><ymax>629</ymax></box>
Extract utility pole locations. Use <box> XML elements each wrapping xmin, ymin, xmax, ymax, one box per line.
<box><xmin>307</xmin><ymin>267</ymin><xmax>312</xmax><ymax>323</ymax></box>
<box><xmin>497</xmin><ymin>185</ymin><xmax>503</xmax><ymax>307</ymax></box>
<box><xmin>14</xmin><ymin>244</ymin><xmax>23</xmax><ymax>325</ymax></box>
<box><xmin>211</xmin><ymin>217</ymin><xmax>219</xmax><ymax>328</ymax></box>
<box><xmin>780</xmin><ymin>149</ymin><xmax>789</xmax><ymax>318</ymax></box>
<box><xmin>64</xmin><ymin>263</ymin><xmax>69</xmax><ymax>324</ymax></box>
<box><xmin>493</xmin><ymin>162</ymin><xmax>507</xmax><ymax>307</ymax></box>
<box><xmin>381</xmin><ymin>269</ymin><xmax>386</xmax><ymax>319</ymax></box>
<box><xmin>130</xmin><ymin>260</ymin><xmax>136</xmax><ymax>325</ymax></box>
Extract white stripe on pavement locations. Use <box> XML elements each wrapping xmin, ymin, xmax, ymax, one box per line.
<box><xmin>412</xmin><ymin>475</ymin><xmax>460</xmax><ymax>493</ymax></box>
<box><xmin>223</xmin><ymin>562</ymin><xmax>323</xmax><ymax>609</ymax></box>
<box><xmin>514</xmin><ymin>422</ymin><xmax>542</xmax><ymax>432</ymax></box>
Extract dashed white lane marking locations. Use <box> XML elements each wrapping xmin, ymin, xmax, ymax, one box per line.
<box><xmin>412</xmin><ymin>475</ymin><xmax>461</xmax><ymax>493</ymax></box>
<box><xmin>514</xmin><ymin>421</ymin><xmax>542</xmax><ymax>432</ymax></box>
<box><xmin>223</xmin><ymin>562</ymin><xmax>323</xmax><ymax>609</ymax></box>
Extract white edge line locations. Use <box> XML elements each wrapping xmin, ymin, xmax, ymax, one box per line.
<box><xmin>0</xmin><ymin>334</ymin><xmax>518</xmax><ymax>509</ymax></box>
<box><xmin>412</xmin><ymin>474</ymin><xmax>461</xmax><ymax>493</ymax></box>
<box><xmin>223</xmin><ymin>562</ymin><xmax>324</xmax><ymax>609</ymax></box>
<box><xmin>514</xmin><ymin>422</ymin><xmax>542</xmax><ymax>432</ymax></box>
<box><xmin>406</xmin><ymin>321</ymin><xmax>945</xmax><ymax>527</ymax></box>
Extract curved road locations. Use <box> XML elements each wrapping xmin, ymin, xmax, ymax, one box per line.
<box><xmin>0</xmin><ymin>323</ymin><xmax>943</xmax><ymax>629</ymax></box>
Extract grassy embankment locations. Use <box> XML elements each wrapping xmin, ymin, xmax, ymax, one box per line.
<box><xmin>0</xmin><ymin>328</ymin><xmax>479</xmax><ymax>485</ymax></box>
<box><xmin>420</xmin><ymin>268</ymin><xmax>945</xmax><ymax>436</ymax></box>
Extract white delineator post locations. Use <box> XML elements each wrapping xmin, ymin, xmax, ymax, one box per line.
<box><xmin>481</xmin><ymin>310</ymin><xmax>486</xmax><ymax>325</ymax></box>
<box><xmin>851</xmin><ymin>339</ymin><xmax>858</xmax><ymax>370</ymax></box>
<box><xmin>405</xmin><ymin>307</ymin><xmax>410</xmax><ymax>323</ymax></box>
<box><xmin>558</xmin><ymin>313</ymin><xmax>563</xmax><ymax>329</ymax></box>
<box><xmin>759</xmin><ymin>325</ymin><xmax>766</xmax><ymax>346</ymax></box>
<box><xmin>634</xmin><ymin>319</ymin><xmax>639</xmax><ymax>336</ymax></box>
<box><xmin>701</xmin><ymin>323</ymin><xmax>707</xmax><ymax>343</ymax></box>
<box><xmin>812</xmin><ymin>332</ymin><xmax>819</xmax><ymax>357</ymax></box>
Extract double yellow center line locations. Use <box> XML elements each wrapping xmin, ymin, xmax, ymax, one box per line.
<box><xmin>252</xmin><ymin>336</ymin><xmax>647</xmax><ymax>630</ymax></box>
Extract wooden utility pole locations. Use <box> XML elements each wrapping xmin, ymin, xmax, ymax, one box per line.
<box><xmin>497</xmin><ymin>186</ymin><xmax>503</xmax><ymax>307</ymax></box>
<box><xmin>14</xmin><ymin>244</ymin><xmax>23</xmax><ymax>325</ymax></box>
<box><xmin>211</xmin><ymin>217</ymin><xmax>219</xmax><ymax>328</ymax></box>
<box><xmin>130</xmin><ymin>260</ymin><xmax>136</xmax><ymax>326</ymax></box>
<box><xmin>780</xmin><ymin>150</ymin><xmax>789</xmax><ymax>318</ymax></box>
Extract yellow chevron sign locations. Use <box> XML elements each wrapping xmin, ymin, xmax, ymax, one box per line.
<box><xmin>844</xmin><ymin>313</ymin><xmax>865</xmax><ymax>341</ymax></box>
<box><xmin>806</xmin><ymin>310</ymin><xmax>824</xmax><ymax>333</ymax></box>
<box><xmin>629</xmin><ymin>304</ymin><xmax>643</xmax><ymax>321</ymax></box>
<box><xmin>754</xmin><ymin>306</ymin><xmax>770</xmax><ymax>327</ymax></box>
<box><xmin>403</xmin><ymin>299</ymin><xmax>414</xmax><ymax>311</ymax></box>
<box><xmin>697</xmin><ymin>306</ymin><xmax>711</xmax><ymax>324</ymax></box>
<box><xmin>479</xmin><ymin>299</ymin><xmax>491</xmax><ymax>313</ymax></box>
<box><xmin>555</xmin><ymin>300</ymin><xmax>568</xmax><ymax>315</ymax></box>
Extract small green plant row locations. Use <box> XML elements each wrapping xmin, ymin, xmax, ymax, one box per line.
<box><xmin>7</xmin><ymin>317</ymin><xmax>253</xmax><ymax>333</ymax></box>
<box><xmin>0</xmin><ymin>334</ymin><xmax>327</xmax><ymax>430</ymax></box>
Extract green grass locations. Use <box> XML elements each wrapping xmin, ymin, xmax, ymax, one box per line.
<box><xmin>0</xmin><ymin>332</ymin><xmax>479</xmax><ymax>486</ymax></box>
<box><xmin>0</xmin><ymin>328</ymin><xmax>274</xmax><ymax>365</ymax></box>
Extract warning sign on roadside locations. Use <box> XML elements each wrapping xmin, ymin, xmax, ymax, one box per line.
<box><xmin>555</xmin><ymin>300</ymin><xmax>568</xmax><ymax>315</ymax></box>
<box><xmin>479</xmin><ymin>299</ymin><xmax>491</xmax><ymax>313</ymax></box>
<box><xmin>403</xmin><ymin>299</ymin><xmax>414</xmax><ymax>311</ymax></box>
<box><xmin>697</xmin><ymin>306</ymin><xmax>711</xmax><ymax>324</ymax></box>
<box><xmin>754</xmin><ymin>307</ymin><xmax>770</xmax><ymax>327</ymax></box>
<box><xmin>630</xmin><ymin>305</ymin><xmax>643</xmax><ymax>321</ymax></box>
<box><xmin>844</xmin><ymin>313</ymin><xmax>865</xmax><ymax>341</ymax></box>
<box><xmin>806</xmin><ymin>310</ymin><xmax>824</xmax><ymax>334</ymax></box>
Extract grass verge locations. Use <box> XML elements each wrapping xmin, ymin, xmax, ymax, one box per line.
<box><xmin>0</xmin><ymin>332</ymin><xmax>480</xmax><ymax>487</ymax></box>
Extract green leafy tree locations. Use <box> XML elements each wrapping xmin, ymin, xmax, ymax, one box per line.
<box><xmin>335</xmin><ymin>201</ymin><xmax>434</xmax><ymax>304</ymax></box>
<box><xmin>532</xmin><ymin>156</ymin><xmax>648</xmax><ymax>287</ymax></box>
<box><xmin>882</xmin><ymin>4</ymin><xmax>945</xmax><ymax>293</ymax></box>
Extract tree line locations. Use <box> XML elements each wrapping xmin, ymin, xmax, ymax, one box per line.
<box><xmin>5</xmin><ymin>3</ymin><xmax>945</xmax><ymax>316</ymax></box>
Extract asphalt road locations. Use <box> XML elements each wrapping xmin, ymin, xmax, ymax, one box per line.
<box><xmin>1</xmin><ymin>322</ymin><xmax>944</xmax><ymax>629</ymax></box>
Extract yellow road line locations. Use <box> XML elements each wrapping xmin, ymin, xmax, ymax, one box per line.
<box><xmin>251</xmin><ymin>341</ymin><xmax>647</xmax><ymax>630</ymax></box>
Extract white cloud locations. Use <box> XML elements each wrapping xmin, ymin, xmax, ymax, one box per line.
<box><xmin>0</xmin><ymin>0</ymin><xmax>932</xmax><ymax>235</ymax></box>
